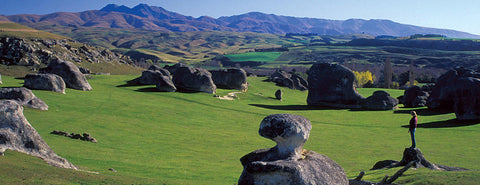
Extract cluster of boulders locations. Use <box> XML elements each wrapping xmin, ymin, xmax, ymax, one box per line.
<box><xmin>0</xmin><ymin>87</ymin><xmax>49</xmax><ymax>110</ymax></box>
<box><xmin>268</xmin><ymin>70</ymin><xmax>308</xmax><ymax>91</ymax></box>
<box><xmin>238</xmin><ymin>114</ymin><xmax>348</xmax><ymax>185</ymax></box>
<box><xmin>426</xmin><ymin>67</ymin><xmax>480</xmax><ymax>120</ymax></box>
<box><xmin>0</xmin><ymin>100</ymin><xmax>77</xmax><ymax>169</ymax></box>
<box><xmin>131</xmin><ymin>64</ymin><xmax>248</xmax><ymax>94</ymax></box>
<box><xmin>399</xmin><ymin>85</ymin><xmax>432</xmax><ymax>108</ymax></box>
<box><xmin>307</xmin><ymin>62</ymin><xmax>398</xmax><ymax>110</ymax></box>
<box><xmin>0</xmin><ymin>37</ymin><xmax>132</xmax><ymax>66</ymax></box>
<box><xmin>50</xmin><ymin>130</ymin><xmax>97</xmax><ymax>143</ymax></box>
<box><xmin>21</xmin><ymin>58</ymin><xmax>93</xmax><ymax>93</ymax></box>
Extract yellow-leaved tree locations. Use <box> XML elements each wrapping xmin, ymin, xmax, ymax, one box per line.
<box><xmin>353</xmin><ymin>70</ymin><xmax>376</xmax><ymax>88</ymax></box>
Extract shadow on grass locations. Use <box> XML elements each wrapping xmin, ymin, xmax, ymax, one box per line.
<box><xmin>249</xmin><ymin>104</ymin><xmax>343</xmax><ymax>111</ymax></box>
<box><xmin>401</xmin><ymin>119</ymin><xmax>480</xmax><ymax>128</ymax></box>
<box><xmin>394</xmin><ymin>108</ymin><xmax>453</xmax><ymax>116</ymax></box>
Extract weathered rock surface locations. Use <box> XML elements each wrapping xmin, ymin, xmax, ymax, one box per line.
<box><xmin>40</xmin><ymin>59</ymin><xmax>92</xmax><ymax>91</ymax></box>
<box><xmin>24</xmin><ymin>73</ymin><xmax>66</xmax><ymax>94</ymax></box>
<box><xmin>238</xmin><ymin>114</ymin><xmax>348</xmax><ymax>185</ymax></box>
<box><xmin>210</xmin><ymin>68</ymin><xmax>248</xmax><ymax>91</ymax></box>
<box><xmin>404</xmin><ymin>86</ymin><xmax>429</xmax><ymax>108</ymax></box>
<box><xmin>165</xmin><ymin>63</ymin><xmax>216</xmax><ymax>94</ymax></box>
<box><xmin>0</xmin><ymin>100</ymin><xmax>77</xmax><ymax>169</ymax></box>
<box><xmin>0</xmin><ymin>37</ymin><xmax>132</xmax><ymax>66</ymax></box>
<box><xmin>156</xmin><ymin>75</ymin><xmax>177</xmax><ymax>92</ymax></box>
<box><xmin>371</xmin><ymin>147</ymin><xmax>468</xmax><ymax>171</ymax></box>
<box><xmin>136</xmin><ymin>69</ymin><xmax>171</xmax><ymax>85</ymax></box>
<box><xmin>427</xmin><ymin>67</ymin><xmax>480</xmax><ymax>120</ymax></box>
<box><xmin>0</xmin><ymin>87</ymin><xmax>48</xmax><ymax>110</ymax></box>
<box><xmin>453</xmin><ymin>77</ymin><xmax>480</xmax><ymax>120</ymax></box>
<box><xmin>0</xmin><ymin>72</ymin><xmax>2</xmax><ymax>84</ymax></box>
<box><xmin>307</xmin><ymin>62</ymin><xmax>365</xmax><ymax>108</ymax></box>
<box><xmin>275</xmin><ymin>89</ymin><xmax>283</xmax><ymax>101</ymax></box>
<box><xmin>269</xmin><ymin>70</ymin><xmax>308</xmax><ymax>91</ymax></box>
<box><xmin>361</xmin><ymin>90</ymin><xmax>398</xmax><ymax>110</ymax></box>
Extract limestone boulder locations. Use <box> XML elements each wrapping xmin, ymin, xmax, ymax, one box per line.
<box><xmin>24</xmin><ymin>73</ymin><xmax>66</xmax><ymax>94</ymax></box>
<box><xmin>40</xmin><ymin>59</ymin><xmax>92</xmax><ymax>91</ymax></box>
<box><xmin>156</xmin><ymin>75</ymin><xmax>177</xmax><ymax>92</ymax></box>
<box><xmin>362</xmin><ymin>90</ymin><xmax>398</xmax><ymax>110</ymax></box>
<box><xmin>210</xmin><ymin>68</ymin><xmax>248</xmax><ymax>91</ymax></box>
<box><xmin>404</xmin><ymin>86</ymin><xmax>429</xmax><ymax>108</ymax></box>
<box><xmin>238</xmin><ymin>114</ymin><xmax>348</xmax><ymax>185</ymax></box>
<box><xmin>165</xmin><ymin>63</ymin><xmax>216</xmax><ymax>94</ymax></box>
<box><xmin>307</xmin><ymin>62</ymin><xmax>365</xmax><ymax>108</ymax></box>
<box><xmin>0</xmin><ymin>72</ymin><xmax>2</xmax><ymax>84</ymax></box>
<box><xmin>269</xmin><ymin>70</ymin><xmax>308</xmax><ymax>91</ymax></box>
<box><xmin>136</xmin><ymin>69</ymin><xmax>172</xmax><ymax>85</ymax></box>
<box><xmin>0</xmin><ymin>100</ymin><xmax>77</xmax><ymax>169</ymax></box>
<box><xmin>453</xmin><ymin>77</ymin><xmax>480</xmax><ymax>120</ymax></box>
<box><xmin>0</xmin><ymin>87</ymin><xmax>48</xmax><ymax>110</ymax></box>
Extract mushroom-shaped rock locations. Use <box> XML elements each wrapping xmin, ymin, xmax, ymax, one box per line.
<box><xmin>40</xmin><ymin>59</ymin><xmax>92</xmax><ymax>91</ymax></box>
<box><xmin>0</xmin><ymin>100</ymin><xmax>77</xmax><ymax>169</ymax></box>
<box><xmin>0</xmin><ymin>87</ymin><xmax>48</xmax><ymax>110</ymax></box>
<box><xmin>24</xmin><ymin>73</ymin><xmax>66</xmax><ymax>94</ymax></box>
<box><xmin>238</xmin><ymin>114</ymin><xmax>348</xmax><ymax>185</ymax></box>
<box><xmin>307</xmin><ymin>62</ymin><xmax>365</xmax><ymax>108</ymax></box>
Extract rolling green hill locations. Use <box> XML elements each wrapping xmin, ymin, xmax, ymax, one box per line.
<box><xmin>0</xmin><ymin>74</ymin><xmax>478</xmax><ymax>184</ymax></box>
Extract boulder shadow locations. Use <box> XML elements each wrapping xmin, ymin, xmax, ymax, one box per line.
<box><xmin>249</xmin><ymin>104</ymin><xmax>340</xmax><ymax>111</ymax></box>
<box><xmin>394</xmin><ymin>108</ymin><xmax>453</xmax><ymax>116</ymax></box>
<box><xmin>401</xmin><ymin>119</ymin><xmax>479</xmax><ymax>128</ymax></box>
<box><xmin>134</xmin><ymin>87</ymin><xmax>160</xmax><ymax>92</ymax></box>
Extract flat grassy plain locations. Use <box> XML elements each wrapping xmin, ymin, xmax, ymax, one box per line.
<box><xmin>0</xmin><ymin>75</ymin><xmax>479</xmax><ymax>184</ymax></box>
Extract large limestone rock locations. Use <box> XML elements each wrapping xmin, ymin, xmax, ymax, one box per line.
<box><xmin>453</xmin><ymin>77</ymin><xmax>480</xmax><ymax>120</ymax></box>
<box><xmin>427</xmin><ymin>67</ymin><xmax>480</xmax><ymax>120</ymax></box>
<box><xmin>24</xmin><ymin>73</ymin><xmax>66</xmax><ymax>94</ymax></box>
<box><xmin>210</xmin><ymin>68</ymin><xmax>248</xmax><ymax>91</ymax></box>
<box><xmin>0</xmin><ymin>100</ymin><xmax>77</xmax><ymax>169</ymax></box>
<box><xmin>404</xmin><ymin>86</ymin><xmax>429</xmax><ymax>108</ymax></box>
<box><xmin>238</xmin><ymin>114</ymin><xmax>348</xmax><ymax>185</ymax></box>
<box><xmin>0</xmin><ymin>87</ymin><xmax>48</xmax><ymax>110</ymax></box>
<box><xmin>156</xmin><ymin>75</ymin><xmax>177</xmax><ymax>92</ymax></box>
<box><xmin>165</xmin><ymin>63</ymin><xmax>216</xmax><ymax>94</ymax></box>
<box><xmin>40</xmin><ymin>59</ymin><xmax>92</xmax><ymax>91</ymax></box>
<box><xmin>361</xmin><ymin>90</ymin><xmax>398</xmax><ymax>110</ymax></box>
<box><xmin>0</xmin><ymin>72</ymin><xmax>2</xmax><ymax>84</ymax></box>
<box><xmin>269</xmin><ymin>70</ymin><xmax>308</xmax><ymax>91</ymax></box>
<box><xmin>307</xmin><ymin>62</ymin><xmax>365</xmax><ymax>108</ymax></box>
<box><xmin>136</xmin><ymin>69</ymin><xmax>172</xmax><ymax>85</ymax></box>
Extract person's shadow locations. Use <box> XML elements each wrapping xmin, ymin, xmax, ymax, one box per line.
<box><xmin>401</xmin><ymin>119</ymin><xmax>479</xmax><ymax>128</ymax></box>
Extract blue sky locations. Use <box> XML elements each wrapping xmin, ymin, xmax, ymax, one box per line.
<box><xmin>1</xmin><ymin>0</ymin><xmax>479</xmax><ymax>35</ymax></box>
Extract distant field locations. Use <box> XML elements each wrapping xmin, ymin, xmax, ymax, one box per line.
<box><xmin>0</xmin><ymin>74</ymin><xmax>478</xmax><ymax>184</ymax></box>
<box><xmin>224</xmin><ymin>52</ymin><xmax>282</xmax><ymax>62</ymax></box>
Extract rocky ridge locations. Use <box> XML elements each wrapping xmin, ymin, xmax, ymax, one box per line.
<box><xmin>0</xmin><ymin>37</ymin><xmax>132</xmax><ymax>67</ymax></box>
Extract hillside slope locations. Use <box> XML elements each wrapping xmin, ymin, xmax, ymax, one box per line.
<box><xmin>4</xmin><ymin>4</ymin><xmax>480</xmax><ymax>38</ymax></box>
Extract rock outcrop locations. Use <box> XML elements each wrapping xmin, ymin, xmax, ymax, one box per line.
<box><xmin>135</xmin><ymin>69</ymin><xmax>171</xmax><ymax>85</ymax></box>
<box><xmin>40</xmin><ymin>59</ymin><xmax>92</xmax><ymax>91</ymax></box>
<box><xmin>0</xmin><ymin>37</ymin><xmax>132</xmax><ymax>66</ymax></box>
<box><xmin>404</xmin><ymin>86</ymin><xmax>429</xmax><ymax>108</ymax></box>
<box><xmin>165</xmin><ymin>63</ymin><xmax>216</xmax><ymax>94</ymax></box>
<box><xmin>427</xmin><ymin>67</ymin><xmax>480</xmax><ymax>120</ymax></box>
<box><xmin>0</xmin><ymin>100</ymin><xmax>77</xmax><ymax>169</ymax></box>
<box><xmin>0</xmin><ymin>72</ymin><xmax>2</xmax><ymax>84</ymax></box>
<box><xmin>24</xmin><ymin>73</ymin><xmax>66</xmax><ymax>94</ymax></box>
<box><xmin>0</xmin><ymin>87</ymin><xmax>48</xmax><ymax>110</ymax></box>
<box><xmin>361</xmin><ymin>90</ymin><xmax>398</xmax><ymax>110</ymax></box>
<box><xmin>269</xmin><ymin>70</ymin><xmax>308</xmax><ymax>91</ymax></box>
<box><xmin>307</xmin><ymin>62</ymin><xmax>365</xmax><ymax>108</ymax></box>
<box><xmin>210</xmin><ymin>68</ymin><xmax>248</xmax><ymax>91</ymax></box>
<box><xmin>275</xmin><ymin>89</ymin><xmax>283</xmax><ymax>101</ymax></box>
<box><xmin>238</xmin><ymin>114</ymin><xmax>348</xmax><ymax>185</ymax></box>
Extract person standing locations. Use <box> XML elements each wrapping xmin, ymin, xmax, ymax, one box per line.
<box><xmin>409</xmin><ymin>111</ymin><xmax>417</xmax><ymax>148</ymax></box>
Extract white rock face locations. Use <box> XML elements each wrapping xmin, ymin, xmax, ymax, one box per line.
<box><xmin>0</xmin><ymin>100</ymin><xmax>77</xmax><ymax>169</ymax></box>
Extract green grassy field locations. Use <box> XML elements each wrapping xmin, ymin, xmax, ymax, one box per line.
<box><xmin>0</xmin><ymin>75</ymin><xmax>479</xmax><ymax>184</ymax></box>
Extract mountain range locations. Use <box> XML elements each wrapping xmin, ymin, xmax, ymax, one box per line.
<box><xmin>2</xmin><ymin>3</ymin><xmax>479</xmax><ymax>38</ymax></box>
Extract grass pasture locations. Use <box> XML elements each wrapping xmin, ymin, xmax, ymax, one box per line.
<box><xmin>0</xmin><ymin>75</ymin><xmax>479</xmax><ymax>184</ymax></box>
